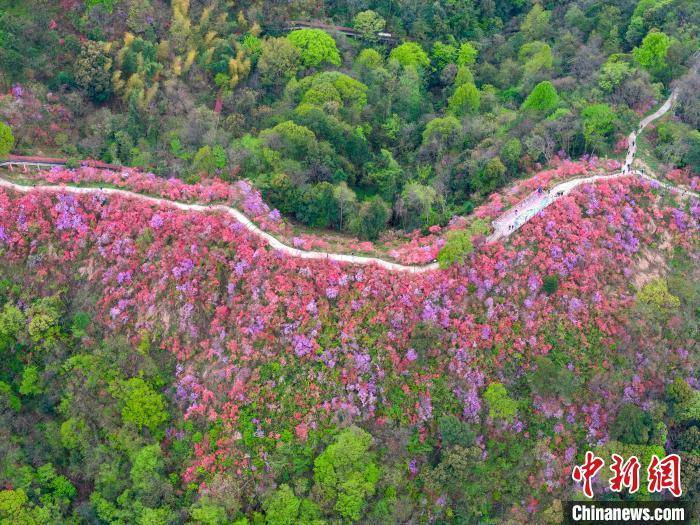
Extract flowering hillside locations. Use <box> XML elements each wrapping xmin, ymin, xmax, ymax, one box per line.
<box><xmin>0</xmin><ymin>167</ymin><xmax>697</xmax><ymax>522</ymax></box>
<box><xmin>5</xmin><ymin>154</ymin><xmax>667</xmax><ymax>266</ymax></box>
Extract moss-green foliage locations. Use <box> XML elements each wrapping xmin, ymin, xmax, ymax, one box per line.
<box><xmin>610</xmin><ymin>403</ymin><xmax>654</xmax><ymax>444</ymax></box>
<box><xmin>522</xmin><ymin>80</ymin><xmax>559</xmax><ymax>113</ymax></box>
<box><xmin>258</xmin><ymin>37</ymin><xmax>301</xmax><ymax>89</ymax></box>
<box><xmin>422</xmin><ymin>115</ymin><xmax>461</xmax><ymax>144</ymax></box>
<box><xmin>0</xmin><ymin>281</ymin><xmax>186</xmax><ymax>524</ymax></box>
<box><xmin>667</xmin><ymin>378</ymin><xmax>700</xmax><ymax>424</ymax></box>
<box><xmin>483</xmin><ymin>382</ymin><xmax>518</xmax><ymax>422</ymax></box>
<box><xmin>437</xmin><ymin>219</ymin><xmax>490</xmax><ymax>268</ymax></box>
<box><xmin>636</xmin><ymin>278</ymin><xmax>680</xmax><ymax>321</ymax></box>
<box><xmin>313</xmin><ymin>426</ymin><xmax>381</xmax><ymax>521</ymax></box>
<box><xmin>457</xmin><ymin>42</ymin><xmax>478</xmax><ymax>66</ymax></box>
<box><xmin>351</xmin><ymin>196</ymin><xmax>389</xmax><ymax>240</ymax></box>
<box><xmin>633</xmin><ymin>30</ymin><xmax>671</xmax><ymax>78</ymax></box>
<box><xmin>115</xmin><ymin>377</ymin><xmax>169</xmax><ymax>434</ymax></box>
<box><xmin>581</xmin><ymin>103</ymin><xmax>616</xmax><ymax>152</ymax></box>
<box><xmin>594</xmin><ymin>441</ymin><xmax>665</xmax><ymax>497</ymax></box>
<box><xmin>262</xmin><ymin>485</ymin><xmax>300</xmax><ymax>525</ymax></box>
<box><xmin>439</xmin><ymin>415</ymin><xmax>475</xmax><ymax>448</ymax></box>
<box><xmin>527</xmin><ymin>356</ymin><xmax>575</xmax><ymax>399</ymax></box>
<box><xmin>261</xmin><ymin>484</ymin><xmax>323</xmax><ymax>525</ymax></box>
<box><xmin>518</xmin><ymin>41</ymin><xmax>553</xmax><ymax>75</ymax></box>
<box><xmin>74</xmin><ymin>41</ymin><xmax>113</xmax><ymax>102</ymax></box>
<box><xmin>288</xmin><ymin>29</ymin><xmax>341</xmax><ymax>69</ymax></box>
<box><xmin>0</xmin><ymin>488</ymin><xmax>51</xmax><ymax>524</ymax></box>
<box><xmin>293</xmin><ymin>71</ymin><xmax>368</xmax><ymax>115</ymax></box>
<box><xmin>0</xmin><ymin>122</ymin><xmax>14</xmax><ymax>157</ymax></box>
<box><xmin>448</xmin><ymin>82</ymin><xmax>480</xmax><ymax>116</ymax></box>
<box><xmin>389</xmin><ymin>42</ymin><xmax>430</xmax><ymax>69</ymax></box>
<box><xmin>353</xmin><ymin>10</ymin><xmax>386</xmax><ymax>41</ymax></box>
<box><xmin>542</xmin><ymin>274</ymin><xmax>559</xmax><ymax>295</ymax></box>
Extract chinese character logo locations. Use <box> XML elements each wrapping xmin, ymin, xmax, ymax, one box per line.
<box><xmin>572</xmin><ymin>451</ymin><xmax>605</xmax><ymax>498</ymax></box>
<box><xmin>609</xmin><ymin>454</ymin><xmax>641</xmax><ymax>494</ymax></box>
<box><xmin>648</xmin><ymin>454</ymin><xmax>682</xmax><ymax>497</ymax></box>
<box><xmin>573</xmin><ymin>452</ymin><xmax>682</xmax><ymax>498</ymax></box>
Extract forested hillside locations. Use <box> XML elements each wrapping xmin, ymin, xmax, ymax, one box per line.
<box><xmin>1</xmin><ymin>0</ymin><xmax>698</xmax><ymax>239</ymax></box>
<box><xmin>0</xmin><ymin>1</ymin><xmax>699</xmax><ymax>524</ymax></box>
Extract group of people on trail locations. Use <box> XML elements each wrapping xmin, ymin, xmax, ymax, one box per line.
<box><xmin>623</xmin><ymin>136</ymin><xmax>637</xmax><ymax>174</ymax></box>
<box><xmin>506</xmin><ymin>187</ymin><xmax>553</xmax><ymax>231</ymax></box>
<box><xmin>504</xmin><ymin>122</ymin><xmax>653</xmax><ymax>235</ymax></box>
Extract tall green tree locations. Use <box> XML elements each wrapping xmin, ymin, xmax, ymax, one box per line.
<box><xmin>0</xmin><ymin>123</ymin><xmax>14</xmax><ymax>157</ymax></box>
<box><xmin>288</xmin><ymin>29</ymin><xmax>341</xmax><ymax>69</ymax></box>
<box><xmin>448</xmin><ymin>82</ymin><xmax>480</xmax><ymax>116</ymax></box>
<box><xmin>633</xmin><ymin>30</ymin><xmax>671</xmax><ymax>80</ymax></box>
<box><xmin>581</xmin><ymin>103</ymin><xmax>616</xmax><ymax>152</ymax></box>
<box><xmin>389</xmin><ymin>42</ymin><xmax>430</xmax><ymax>69</ymax></box>
<box><xmin>353</xmin><ymin>10</ymin><xmax>386</xmax><ymax>42</ymax></box>
<box><xmin>314</xmin><ymin>427</ymin><xmax>381</xmax><ymax>522</ymax></box>
<box><xmin>258</xmin><ymin>37</ymin><xmax>301</xmax><ymax>90</ymax></box>
<box><xmin>352</xmin><ymin>197</ymin><xmax>390</xmax><ymax>240</ymax></box>
<box><xmin>522</xmin><ymin>81</ymin><xmax>559</xmax><ymax>113</ymax></box>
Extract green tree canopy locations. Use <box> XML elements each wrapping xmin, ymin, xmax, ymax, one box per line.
<box><xmin>598</xmin><ymin>57</ymin><xmax>633</xmax><ymax>93</ymax></box>
<box><xmin>262</xmin><ymin>485</ymin><xmax>300</xmax><ymax>525</ymax></box>
<box><xmin>313</xmin><ymin>426</ymin><xmax>381</xmax><ymax>521</ymax></box>
<box><xmin>74</xmin><ymin>41</ymin><xmax>113</xmax><ymax>102</ymax></box>
<box><xmin>438</xmin><ymin>230</ymin><xmax>474</xmax><ymax>269</ymax></box>
<box><xmin>0</xmin><ymin>489</ymin><xmax>50</xmax><ymax>524</ymax></box>
<box><xmin>518</xmin><ymin>41</ymin><xmax>553</xmax><ymax>75</ymax></box>
<box><xmin>389</xmin><ymin>42</ymin><xmax>430</xmax><ymax>69</ymax></box>
<box><xmin>431</xmin><ymin>41</ymin><xmax>459</xmax><ymax>71</ymax></box>
<box><xmin>666</xmin><ymin>378</ymin><xmax>700</xmax><ymax>424</ymax></box>
<box><xmin>352</xmin><ymin>196</ymin><xmax>390</xmax><ymax>240</ymax></box>
<box><xmin>522</xmin><ymin>80</ymin><xmax>559</xmax><ymax>113</ymax></box>
<box><xmin>115</xmin><ymin>377</ymin><xmax>168</xmax><ymax>434</ymax></box>
<box><xmin>353</xmin><ymin>10</ymin><xmax>386</xmax><ymax>41</ymax></box>
<box><xmin>501</xmin><ymin>138</ymin><xmax>522</xmax><ymax>172</ymax></box>
<box><xmin>354</xmin><ymin>48</ymin><xmax>383</xmax><ymax>71</ymax></box>
<box><xmin>581</xmin><ymin>103</ymin><xmax>616</xmax><ymax>152</ymax></box>
<box><xmin>0</xmin><ymin>123</ymin><xmax>15</xmax><ymax>157</ymax></box>
<box><xmin>520</xmin><ymin>3</ymin><xmax>551</xmax><ymax>40</ymax></box>
<box><xmin>260</xmin><ymin>121</ymin><xmax>317</xmax><ymax>159</ymax></box>
<box><xmin>457</xmin><ymin>42</ymin><xmax>478</xmax><ymax>67</ymax></box>
<box><xmin>636</xmin><ymin>278</ymin><xmax>681</xmax><ymax>321</ymax></box>
<box><xmin>448</xmin><ymin>82</ymin><xmax>480</xmax><ymax>116</ymax></box>
<box><xmin>293</xmin><ymin>72</ymin><xmax>368</xmax><ymax>117</ymax></box>
<box><xmin>437</xmin><ymin>219</ymin><xmax>490</xmax><ymax>268</ymax></box>
<box><xmin>422</xmin><ymin>116</ymin><xmax>461</xmax><ymax>145</ymax></box>
<box><xmin>483</xmin><ymin>382</ymin><xmax>518</xmax><ymax>422</ymax></box>
<box><xmin>633</xmin><ymin>30</ymin><xmax>671</xmax><ymax>77</ymax></box>
<box><xmin>610</xmin><ymin>404</ymin><xmax>654</xmax><ymax>444</ymax></box>
<box><xmin>288</xmin><ymin>29</ymin><xmax>341</xmax><ymax>69</ymax></box>
<box><xmin>258</xmin><ymin>37</ymin><xmax>301</xmax><ymax>90</ymax></box>
<box><xmin>398</xmin><ymin>182</ymin><xmax>438</xmax><ymax>231</ymax></box>
<box><xmin>472</xmin><ymin>156</ymin><xmax>506</xmax><ymax>194</ymax></box>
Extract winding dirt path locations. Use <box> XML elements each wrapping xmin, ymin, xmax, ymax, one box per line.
<box><xmin>0</xmin><ymin>89</ymin><xmax>696</xmax><ymax>273</ymax></box>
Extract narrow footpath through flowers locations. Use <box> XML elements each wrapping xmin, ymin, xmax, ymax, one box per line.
<box><xmin>0</xmin><ymin>88</ymin><xmax>696</xmax><ymax>273</ymax></box>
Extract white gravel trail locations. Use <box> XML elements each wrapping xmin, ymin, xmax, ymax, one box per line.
<box><xmin>0</xmin><ymin>89</ymin><xmax>695</xmax><ymax>272</ymax></box>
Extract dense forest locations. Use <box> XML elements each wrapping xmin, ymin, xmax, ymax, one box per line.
<box><xmin>1</xmin><ymin>0</ymin><xmax>699</xmax><ymax>239</ymax></box>
<box><xmin>0</xmin><ymin>1</ymin><xmax>699</xmax><ymax>524</ymax></box>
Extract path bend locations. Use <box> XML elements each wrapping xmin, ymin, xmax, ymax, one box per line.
<box><xmin>0</xmin><ymin>89</ymin><xmax>696</xmax><ymax>273</ymax></box>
